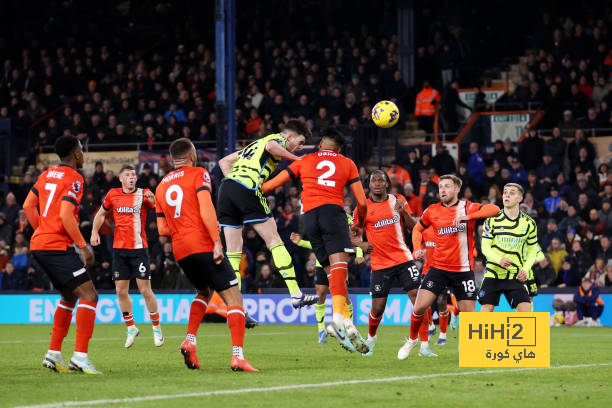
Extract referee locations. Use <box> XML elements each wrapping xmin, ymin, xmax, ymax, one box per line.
<box><xmin>479</xmin><ymin>183</ymin><xmax>539</xmax><ymax>312</ymax></box>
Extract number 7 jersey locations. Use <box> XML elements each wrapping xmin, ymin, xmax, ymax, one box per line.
<box><xmin>287</xmin><ymin>149</ymin><xmax>360</xmax><ymax>213</ymax></box>
<box><xmin>155</xmin><ymin>166</ymin><xmax>215</xmax><ymax>261</ymax></box>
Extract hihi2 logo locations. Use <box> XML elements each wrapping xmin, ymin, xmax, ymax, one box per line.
<box><xmin>459</xmin><ymin>313</ymin><xmax>549</xmax><ymax>367</ymax></box>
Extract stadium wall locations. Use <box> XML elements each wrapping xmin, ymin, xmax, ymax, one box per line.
<box><xmin>0</xmin><ymin>293</ymin><xmax>609</xmax><ymax>326</ymax></box>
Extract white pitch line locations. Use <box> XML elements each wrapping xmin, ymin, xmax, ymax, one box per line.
<box><xmin>12</xmin><ymin>362</ymin><xmax>612</xmax><ymax>408</ymax></box>
<box><xmin>0</xmin><ymin>332</ymin><xmax>289</xmax><ymax>344</ymax></box>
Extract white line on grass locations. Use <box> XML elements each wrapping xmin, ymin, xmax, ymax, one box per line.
<box><xmin>12</xmin><ymin>362</ymin><xmax>612</xmax><ymax>408</ymax></box>
<box><xmin>0</xmin><ymin>332</ymin><xmax>289</xmax><ymax>344</ymax></box>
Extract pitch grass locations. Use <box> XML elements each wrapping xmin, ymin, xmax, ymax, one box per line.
<box><xmin>0</xmin><ymin>324</ymin><xmax>610</xmax><ymax>408</ymax></box>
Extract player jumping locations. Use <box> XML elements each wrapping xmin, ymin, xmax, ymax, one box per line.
<box><xmin>91</xmin><ymin>164</ymin><xmax>164</xmax><ymax>348</ymax></box>
<box><xmin>262</xmin><ymin>128</ymin><xmax>368</xmax><ymax>353</ymax></box>
<box><xmin>479</xmin><ymin>183</ymin><xmax>539</xmax><ymax>313</ymax></box>
<box><xmin>23</xmin><ymin>135</ymin><xmax>100</xmax><ymax>374</ymax></box>
<box><xmin>156</xmin><ymin>138</ymin><xmax>258</xmax><ymax>372</ymax></box>
<box><xmin>217</xmin><ymin>120</ymin><xmax>317</xmax><ymax>308</ymax></box>
<box><xmin>399</xmin><ymin>174</ymin><xmax>499</xmax><ymax>360</ymax></box>
<box><xmin>350</xmin><ymin>170</ymin><xmax>435</xmax><ymax>356</ymax></box>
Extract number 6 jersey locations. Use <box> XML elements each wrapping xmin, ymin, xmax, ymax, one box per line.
<box><xmin>155</xmin><ymin>166</ymin><xmax>216</xmax><ymax>261</ymax></box>
<box><xmin>286</xmin><ymin>149</ymin><xmax>360</xmax><ymax>213</ymax></box>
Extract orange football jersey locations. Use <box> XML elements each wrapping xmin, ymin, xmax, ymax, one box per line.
<box><xmin>419</xmin><ymin>200</ymin><xmax>483</xmax><ymax>272</ymax></box>
<box><xmin>155</xmin><ymin>166</ymin><xmax>215</xmax><ymax>261</ymax></box>
<box><xmin>30</xmin><ymin>164</ymin><xmax>83</xmax><ymax>251</ymax></box>
<box><xmin>352</xmin><ymin>194</ymin><xmax>414</xmax><ymax>271</ymax></box>
<box><xmin>102</xmin><ymin>188</ymin><xmax>154</xmax><ymax>249</ymax></box>
<box><xmin>287</xmin><ymin>150</ymin><xmax>360</xmax><ymax>213</ymax></box>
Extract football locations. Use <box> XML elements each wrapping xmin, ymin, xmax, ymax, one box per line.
<box><xmin>371</xmin><ymin>100</ymin><xmax>400</xmax><ymax>128</ymax></box>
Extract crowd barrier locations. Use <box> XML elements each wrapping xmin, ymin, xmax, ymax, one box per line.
<box><xmin>0</xmin><ymin>292</ymin><xmax>609</xmax><ymax>326</ymax></box>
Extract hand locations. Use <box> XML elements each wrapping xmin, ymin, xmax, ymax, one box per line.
<box><xmin>80</xmin><ymin>246</ymin><xmax>94</xmax><ymax>269</ymax></box>
<box><xmin>350</xmin><ymin>224</ymin><xmax>363</xmax><ymax>235</ymax></box>
<box><xmin>290</xmin><ymin>232</ymin><xmax>302</xmax><ymax>245</ymax></box>
<box><xmin>395</xmin><ymin>198</ymin><xmax>406</xmax><ymax>213</ymax></box>
<box><xmin>360</xmin><ymin>242</ymin><xmax>374</xmax><ymax>254</ymax></box>
<box><xmin>355</xmin><ymin>257</ymin><xmax>365</xmax><ymax>265</ymax></box>
<box><xmin>413</xmin><ymin>249</ymin><xmax>425</xmax><ymax>260</ymax></box>
<box><xmin>90</xmin><ymin>232</ymin><xmax>100</xmax><ymax>247</ymax></box>
<box><xmin>213</xmin><ymin>241</ymin><xmax>225</xmax><ymax>265</ymax></box>
<box><xmin>144</xmin><ymin>190</ymin><xmax>155</xmax><ymax>204</ymax></box>
<box><xmin>453</xmin><ymin>214</ymin><xmax>469</xmax><ymax>227</ymax></box>
<box><xmin>500</xmin><ymin>257</ymin><xmax>513</xmax><ymax>269</ymax></box>
<box><xmin>517</xmin><ymin>269</ymin><xmax>527</xmax><ymax>282</ymax></box>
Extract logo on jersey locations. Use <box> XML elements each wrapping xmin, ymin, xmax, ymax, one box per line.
<box><xmin>72</xmin><ymin>181</ymin><xmax>81</xmax><ymax>193</ymax></box>
<box><xmin>373</xmin><ymin>215</ymin><xmax>400</xmax><ymax>229</ymax></box>
<box><xmin>374</xmin><ymin>284</ymin><xmax>382</xmax><ymax>292</ymax></box>
<box><xmin>116</xmin><ymin>206</ymin><xmax>137</xmax><ymax>213</ymax></box>
<box><xmin>437</xmin><ymin>224</ymin><xmax>466</xmax><ymax>235</ymax></box>
<box><xmin>426</xmin><ymin>280</ymin><xmax>434</xmax><ymax>288</ymax></box>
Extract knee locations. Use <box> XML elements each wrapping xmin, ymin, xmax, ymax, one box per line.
<box><xmin>81</xmin><ymin>290</ymin><xmax>98</xmax><ymax>303</ymax></box>
<box><xmin>372</xmin><ymin>305</ymin><xmax>385</xmax><ymax>316</ymax></box>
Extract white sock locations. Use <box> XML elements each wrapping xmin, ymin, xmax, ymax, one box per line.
<box><xmin>439</xmin><ymin>332</ymin><xmax>447</xmax><ymax>340</ymax></box>
<box><xmin>344</xmin><ymin>318</ymin><xmax>354</xmax><ymax>329</ymax></box>
<box><xmin>73</xmin><ymin>351</ymin><xmax>87</xmax><ymax>359</ymax></box>
<box><xmin>420</xmin><ymin>341</ymin><xmax>429</xmax><ymax>350</ymax></box>
<box><xmin>333</xmin><ymin>313</ymin><xmax>345</xmax><ymax>330</ymax></box>
<box><xmin>47</xmin><ymin>349</ymin><xmax>61</xmax><ymax>355</ymax></box>
<box><xmin>233</xmin><ymin>346</ymin><xmax>244</xmax><ymax>359</ymax></box>
<box><xmin>186</xmin><ymin>334</ymin><xmax>196</xmax><ymax>344</ymax></box>
<box><xmin>367</xmin><ymin>334</ymin><xmax>377</xmax><ymax>341</ymax></box>
<box><xmin>291</xmin><ymin>290</ymin><xmax>303</xmax><ymax>298</ymax></box>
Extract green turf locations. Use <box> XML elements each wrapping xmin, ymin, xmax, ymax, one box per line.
<box><xmin>0</xmin><ymin>323</ymin><xmax>610</xmax><ymax>407</ymax></box>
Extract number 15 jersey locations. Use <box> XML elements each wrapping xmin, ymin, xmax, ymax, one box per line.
<box><xmin>155</xmin><ymin>166</ymin><xmax>215</xmax><ymax>261</ymax></box>
<box><xmin>287</xmin><ymin>149</ymin><xmax>360</xmax><ymax>213</ymax></box>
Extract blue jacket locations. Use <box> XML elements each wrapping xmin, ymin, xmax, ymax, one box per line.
<box><xmin>164</xmin><ymin>109</ymin><xmax>187</xmax><ymax>122</ymax></box>
<box><xmin>574</xmin><ymin>286</ymin><xmax>604</xmax><ymax>305</ymax></box>
<box><xmin>510</xmin><ymin>166</ymin><xmax>528</xmax><ymax>186</ymax></box>
<box><xmin>467</xmin><ymin>152</ymin><xmax>484</xmax><ymax>183</ymax></box>
<box><xmin>543</xmin><ymin>196</ymin><xmax>561</xmax><ymax>213</ymax></box>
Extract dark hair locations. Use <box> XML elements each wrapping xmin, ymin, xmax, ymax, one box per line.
<box><xmin>321</xmin><ymin>127</ymin><xmax>345</xmax><ymax>147</ymax></box>
<box><xmin>284</xmin><ymin>119</ymin><xmax>311</xmax><ymax>140</ymax></box>
<box><xmin>368</xmin><ymin>169</ymin><xmax>391</xmax><ymax>191</ymax></box>
<box><xmin>119</xmin><ymin>164</ymin><xmax>136</xmax><ymax>174</ymax></box>
<box><xmin>169</xmin><ymin>137</ymin><xmax>194</xmax><ymax>159</ymax></box>
<box><xmin>54</xmin><ymin>135</ymin><xmax>79</xmax><ymax>159</ymax></box>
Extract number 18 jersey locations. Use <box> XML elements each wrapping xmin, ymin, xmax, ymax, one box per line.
<box><xmin>287</xmin><ymin>149</ymin><xmax>360</xmax><ymax>213</ymax></box>
<box><xmin>155</xmin><ymin>166</ymin><xmax>214</xmax><ymax>261</ymax></box>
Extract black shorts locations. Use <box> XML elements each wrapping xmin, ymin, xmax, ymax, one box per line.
<box><xmin>478</xmin><ymin>277</ymin><xmax>531</xmax><ymax>309</ymax></box>
<box><xmin>420</xmin><ymin>267</ymin><xmax>477</xmax><ymax>301</ymax></box>
<box><xmin>31</xmin><ymin>247</ymin><xmax>91</xmax><ymax>291</ymax></box>
<box><xmin>177</xmin><ymin>252</ymin><xmax>239</xmax><ymax>292</ymax></box>
<box><xmin>112</xmin><ymin>248</ymin><xmax>150</xmax><ymax>281</ymax></box>
<box><xmin>303</xmin><ymin>204</ymin><xmax>353</xmax><ymax>268</ymax></box>
<box><xmin>370</xmin><ymin>261</ymin><xmax>421</xmax><ymax>298</ymax></box>
<box><xmin>525</xmin><ymin>279</ymin><xmax>538</xmax><ymax>297</ymax></box>
<box><xmin>314</xmin><ymin>266</ymin><xmax>328</xmax><ymax>286</ymax></box>
<box><xmin>217</xmin><ymin>179</ymin><xmax>271</xmax><ymax>227</ymax></box>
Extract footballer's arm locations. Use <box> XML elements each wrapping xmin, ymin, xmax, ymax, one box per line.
<box><xmin>261</xmin><ymin>170</ymin><xmax>291</xmax><ymax>195</ymax></box>
<box><xmin>60</xmin><ymin>199</ymin><xmax>93</xmax><ymax>267</ymax></box>
<box><xmin>196</xmin><ymin>188</ymin><xmax>224</xmax><ymax>263</ymax></box>
<box><xmin>23</xmin><ymin>190</ymin><xmax>40</xmax><ymax>229</ymax></box>
<box><xmin>219</xmin><ymin>151</ymin><xmax>240</xmax><ymax>176</ymax></box>
<box><xmin>349</xmin><ymin>181</ymin><xmax>367</xmax><ymax>228</ymax></box>
<box><xmin>265</xmin><ymin>140</ymin><xmax>300</xmax><ymax>161</ymax></box>
<box><xmin>90</xmin><ymin>206</ymin><xmax>108</xmax><ymax>246</ymax></box>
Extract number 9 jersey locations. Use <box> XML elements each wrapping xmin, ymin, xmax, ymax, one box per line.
<box><xmin>287</xmin><ymin>149</ymin><xmax>360</xmax><ymax>213</ymax></box>
<box><xmin>155</xmin><ymin>166</ymin><xmax>215</xmax><ymax>261</ymax></box>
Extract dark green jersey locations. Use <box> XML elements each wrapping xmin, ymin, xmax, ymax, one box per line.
<box><xmin>226</xmin><ymin>133</ymin><xmax>287</xmax><ymax>190</ymax></box>
<box><xmin>481</xmin><ymin>210</ymin><xmax>539</xmax><ymax>279</ymax></box>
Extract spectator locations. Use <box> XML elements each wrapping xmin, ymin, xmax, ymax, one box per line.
<box><xmin>558</xmin><ymin>208</ymin><xmax>582</xmax><ymax>235</ymax></box>
<box><xmin>441</xmin><ymin>81</ymin><xmax>471</xmax><ymax>132</ymax></box>
<box><xmin>547</xmin><ymin>237</ymin><xmax>568</xmax><ymax>275</ymax></box>
<box><xmin>414</xmin><ymin>81</ymin><xmax>440</xmax><ymax>134</ymax></box>
<box><xmin>583</xmin><ymin>208</ymin><xmax>606</xmax><ymax>237</ymax></box>
<box><xmin>568</xmin><ymin>129</ymin><xmax>595</xmax><ymax>169</ymax></box>
<box><xmin>557</xmin><ymin>256</ymin><xmax>580</xmax><ymax>287</ymax></box>
<box><xmin>533</xmin><ymin>256</ymin><xmax>556</xmax><ymax>287</ymax></box>
<box><xmin>387</xmin><ymin>161</ymin><xmax>413</xmax><ymax>192</ymax></box>
<box><xmin>22</xmin><ymin>264</ymin><xmax>50</xmax><ymax>291</ymax></box>
<box><xmin>254</xmin><ymin>263</ymin><xmax>282</xmax><ymax>291</ymax></box>
<box><xmin>596</xmin><ymin>235</ymin><xmax>612</xmax><ymax>265</ymax></box>
<box><xmin>518</xmin><ymin>128</ymin><xmax>544</xmax><ymax>171</ymax></box>
<box><xmin>598</xmin><ymin>261</ymin><xmax>612</xmax><ymax>287</ymax></box>
<box><xmin>557</xmin><ymin>110</ymin><xmax>580</xmax><ymax>137</ymax></box>
<box><xmin>0</xmin><ymin>213</ymin><xmax>13</xmax><ymax>246</ymax></box>
<box><xmin>467</xmin><ymin>142</ymin><xmax>484</xmax><ymax>183</ymax></box>
<box><xmin>509</xmin><ymin>158</ymin><xmax>528</xmax><ymax>187</ymax></box>
<box><xmin>1</xmin><ymin>261</ymin><xmax>23</xmax><ymax>290</ymax></box>
<box><xmin>542</xmin><ymin>219</ymin><xmax>564</xmax><ymax>251</ymax></box>
<box><xmin>431</xmin><ymin>142</ymin><xmax>456</xmax><ymax>176</ymax></box>
<box><xmin>92</xmin><ymin>260</ymin><xmax>114</xmax><ymax>290</ymax></box>
<box><xmin>536</xmin><ymin>152</ymin><xmax>559</xmax><ymax>187</ymax></box>
<box><xmin>587</xmin><ymin>258</ymin><xmax>606</xmax><ymax>287</ymax></box>
<box><xmin>581</xmin><ymin>107</ymin><xmax>601</xmax><ymax>131</ymax></box>
<box><xmin>568</xmin><ymin>240</ymin><xmax>593</xmax><ymax>277</ymax></box>
<box><xmin>544</xmin><ymin>127</ymin><xmax>566</xmax><ymax>165</ymax></box>
<box><xmin>573</xmin><ymin>277</ymin><xmax>604</xmax><ymax>325</ymax></box>
<box><xmin>543</xmin><ymin>186</ymin><xmax>561</xmax><ymax>214</ymax></box>
<box><xmin>416</xmin><ymin>168</ymin><xmax>438</xmax><ymax>209</ymax></box>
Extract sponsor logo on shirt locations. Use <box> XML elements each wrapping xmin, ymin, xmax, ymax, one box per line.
<box><xmin>116</xmin><ymin>206</ymin><xmax>137</xmax><ymax>213</ymax></box>
<box><xmin>437</xmin><ymin>224</ymin><xmax>466</xmax><ymax>235</ymax></box>
<box><xmin>373</xmin><ymin>214</ymin><xmax>400</xmax><ymax>229</ymax></box>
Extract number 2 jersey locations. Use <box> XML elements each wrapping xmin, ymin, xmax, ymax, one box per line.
<box><xmin>29</xmin><ymin>164</ymin><xmax>84</xmax><ymax>251</ymax></box>
<box><xmin>155</xmin><ymin>166</ymin><xmax>216</xmax><ymax>261</ymax></box>
<box><xmin>287</xmin><ymin>149</ymin><xmax>360</xmax><ymax>213</ymax></box>
<box><xmin>352</xmin><ymin>194</ymin><xmax>414</xmax><ymax>271</ymax></box>
<box><xmin>102</xmin><ymin>188</ymin><xmax>154</xmax><ymax>249</ymax></box>
<box><xmin>419</xmin><ymin>200</ymin><xmax>483</xmax><ymax>272</ymax></box>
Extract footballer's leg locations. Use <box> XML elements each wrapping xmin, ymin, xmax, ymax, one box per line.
<box><xmin>69</xmin><ymin>281</ymin><xmax>102</xmax><ymax>374</ymax></box>
<box><xmin>436</xmin><ymin>293</ymin><xmax>449</xmax><ymax>345</ymax></box>
<box><xmin>181</xmin><ymin>288</ymin><xmax>212</xmax><ymax>370</ymax></box>
<box><xmin>252</xmin><ymin>218</ymin><xmax>317</xmax><ymax>308</ymax></box>
<box><xmin>398</xmin><ymin>287</ymin><xmax>437</xmax><ymax>360</ymax></box>
<box><xmin>44</xmin><ymin>288</ymin><xmax>76</xmax><ymax>372</ymax></box>
<box><xmin>364</xmin><ymin>296</ymin><xmax>386</xmax><ymax>356</ymax></box>
<box><xmin>136</xmin><ymin>278</ymin><xmax>163</xmax><ymax>346</ymax></box>
<box><xmin>315</xmin><ymin>282</ymin><xmax>328</xmax><ymax>344</ymax></box>
<box><xmin>115</xmin><ymin>279</ymin><xmax>139</xmax><ymax>348</ymax></box>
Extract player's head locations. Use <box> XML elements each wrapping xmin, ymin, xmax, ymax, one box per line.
<box><xmin>118</xmin><ymin>164</ymin><xmax>137</xmax><ymax>190</ymax></box>
<box><xmin>438</xmin><ymin>174</ymin><xmax>462</xmax><ymax>204</ymax></box>
<box><xmin>368</xmin><ymin>170</ymin><xmax>390</xmax><ymax>199</ymax></box>
<box><xmin>169</xmin><ymin>137</ymin><xmax>196</xmax><ymax>167</ymax></box>
<box><xmin>282</xmin><ymin>119</ymin><xmax>310</xmax><ymax>153</ymax></box>
<box><xmin>503</xmin><ymin>183</ymin><xmax>524</xmax><ymax>208</ymax></box>
<box><xmin>319</xmin><ymin>127</ymin><xmax>345</xmax><ymax>152</ymax></box>
<box><xmin>54</xmin><ymin>135</ymin><xmax>84</xmax><ymax>169</ymax></box>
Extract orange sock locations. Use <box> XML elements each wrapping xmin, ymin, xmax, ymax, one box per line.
<box><xmin>122</xmin><ymin>312</ymin><xmax>135</xmax><ymax>327</ymax></box>
<box><xmin>75</xmin><ymin>300</ymin><xmax>96</xmax><ymax>353</ymax></box>
<box><xmin>418</xmin><ymin>312</ymin><xmax>429</xmax><ymax>341</ymax></box>
<box><xmin>329</xmin><ymin>262</ymin><xmax>348</xmax><ymax>325</ymax></box>
<box><xmin>150</xmin><ymin>312</ymin><xmax>160</xmax><ymax>327</ymax></box>
<box><xmin>368</xmin><ymin>311</ymin><xmax>382</xmax><ymax>337</ymax></box>
<box><xmin>188</xmin><ymin>296</ymin><xmax>207</xmax><ymax>336</ymax></box>
<box><xmin>427</xmin><ymin>307</ymin><xmax>433</xmax><ymax>323</ymax></box>
<box><xmin>227</xmin><ymin>306</ymin><xmax>246</xmax><ymax>359</ymax></box>
<box><xmin>439</xmin><ymin>310</ymin><xmax>449</xmax><ymax>334</ymax></box>
<box><xmin>409</xmin><ymin>312</ymin><xmax>425</xmax><ymax>340</ymax></box>
<box><xmin>49</xmin><ymin>300</ymin><xmax>75</xmax><ymax>352</ymax></box>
